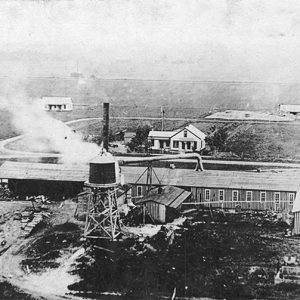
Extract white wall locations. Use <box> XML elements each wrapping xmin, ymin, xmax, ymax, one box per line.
<box><xmin>170</xmin><ymin>129</ymin><xmax>205</xmax><ymax>151</ymax></box>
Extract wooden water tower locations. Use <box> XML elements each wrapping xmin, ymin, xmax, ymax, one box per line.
<box><xmin>84</xmin><ymin>153</ymin><xmax>122</xmax><ymax>240</ymax></box>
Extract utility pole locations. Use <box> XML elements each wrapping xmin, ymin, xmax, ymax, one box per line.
<box><xmin>161</xmin><ymin>106</ymin><xmax>165</xmax><ymax>131</ymax></box>
<box><xmin>103</xmin><ymin>102</ymin><xmax>109</xmax><ymax>151</ymax></box>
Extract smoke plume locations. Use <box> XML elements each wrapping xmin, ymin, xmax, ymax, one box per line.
<box><xmin>0</xmin><ymin>78</ymin><xmax>101</xmax><ymax>164</ymax></box>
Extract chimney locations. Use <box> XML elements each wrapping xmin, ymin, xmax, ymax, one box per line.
<box><xmin>103</xmin><ymin>102</ymin><xmax>109</xmax><ymax>151</ymax></box>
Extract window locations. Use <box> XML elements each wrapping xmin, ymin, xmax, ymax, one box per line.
<box><xmin>166</xmin><ymin>140</ymin><xmax>170</xmax><ymax>147</ymax></box>
<box><xmin>137</xmin><ymin>186</ymin><xmax>143</xmax><ymax>196</ymax></box>
<box><xmin>173</xmin><ymin>141</ymin><xmax>179</xmax><ymax>148</ymax></box>
<box><xmin>182</xmin><ymin>142</ymin><xmax>185</xmax><ymax>150</ymax></box>
<box><xmin>187</xmin><ymin>142</ymin><xmax>191</xmax><ymax>150</ymax></box>
<box><xmin>159</xmin><ymin>140</ymin><xmax>164</xmax><ymax>149</ymax></box>
<box><xmin>289</xmin><ymin>193</ymin><xmax>295</xmax><ymax>205</ymax></box>
<box><xmin>205</xmin><ymin>189</ymin><xmax>210</xmax><ymax>201</ymax></box>
<box><xmin>260</xmin><ymin>192</ymin><xmax>266</xmax><ymax>202</ymax></box>
<box><xmin>232</xmin><ymin>190</ymin><xmax>238</xmax><ymax>201</ymax></box>
<box><xmin>274</xmin><ymin>192</ymin><xmax>280</xmax><ymax>203</ymax></box>
<box><xmin>219</xmin><ymin>190</ymin><xmax>224</xmax><ymax>201</ymax></box>
<box><xmin>151</xmin><ymin>139</ymin><xmax>154</xmax><ymax>146</ymax></box>
<box><xmin>184</xmin><ymin>130</ymin><xmax>187</xmax><ymax>137</ymax></box>
<box><xmin>193</xmin><ymin>141</ymin><xmax>197</xmax><ymax>150</ymax></box>
<box><xmin>246</xmin><ymin>191</ymin><xmax>252</xmax><ymax>202</ymax></box>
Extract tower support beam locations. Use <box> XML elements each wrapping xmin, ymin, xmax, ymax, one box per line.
<box><xmin>84</xmin><ymin>184</ymin><xmax>121</xmax><ymax>241</ymax></box>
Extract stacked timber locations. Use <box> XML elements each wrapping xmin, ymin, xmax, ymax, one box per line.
<box><xmin>76</xmin><ymin>192</ymin><xmax>90</xmax><ymax>221</ymax></box>
<box><xmin>20</xmin><ymin>212</ymin><xmax>44</xmax><ymax>238</ymax></box>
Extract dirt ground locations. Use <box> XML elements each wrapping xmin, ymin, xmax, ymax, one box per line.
<box><xmin>69</xmin><ymin>209</ymin><xmax>300</xmax><ymax>300</ymax></box>
<box><xmin>0</xmin><ymin>200</ymin><xmax>86</xmax><ymax>300</ymax></box>
<box><xmin>0</xmin><ymin>200</ymin><xmax>300</xmax><ymax>300</ymax></box>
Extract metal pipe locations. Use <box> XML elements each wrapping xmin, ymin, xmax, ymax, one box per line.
<box><xmin>118</xmin><ymin>153</ymin><xmax>204</xmax><ymax>171</ymax></box>
<box><xmin>102</xmin><ymin>102</ymin><xmax>109</xmax><ymax>151</ymax></box>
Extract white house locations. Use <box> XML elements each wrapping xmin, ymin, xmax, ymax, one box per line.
<box><xmin>42</xmin><ymin>97</ymin><xmax>73</xmax><ymax>111</ymax></box>
<box><xmin>279</xmin><ymin>104</ymin><xmax>300</xmax><ymax>116</ymax></box>
<box><xmin>148</xmin><ymin>124</ymin><xmax>206</xmax><ymax>152</ymax></box>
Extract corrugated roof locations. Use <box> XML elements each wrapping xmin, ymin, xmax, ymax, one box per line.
<box><xmin>42</xmin><ymin>97</ymin><xmax>72</xmax><ymax>105</ymax></box>
<box><xmin>1</xmin><ymin>162</ymin><xmax>300</xmax><ymax>192</ymax></box>
<box><xmin>136</xmin><ymin>186</ymin><xmax>191</xmax><ymax>208</ymax></box>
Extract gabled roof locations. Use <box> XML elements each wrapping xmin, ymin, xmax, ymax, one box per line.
<box><xmin>171</xmin><ymin>124</ymin><xmax>206</xmax><ymax>140</ymax></box>
<box><xmin>42</xmin><ymin>97</ymin><xmax>73</xmax><ymax>105</ymax></box>
<box><xmin>136</xmin><ymin>186</ymin><xmax>191</xmax><ymax>208</ymax></box>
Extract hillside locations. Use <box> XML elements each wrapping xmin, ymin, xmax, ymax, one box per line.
<box><xmin>21</xmin><ymin>77</ymin><xmax>300</xmax><ymax>112</ymax></box>
<box><xmin>196</xmin><ymin>121</ymin><xmax>300</xmax><ymax>161</ymax></box>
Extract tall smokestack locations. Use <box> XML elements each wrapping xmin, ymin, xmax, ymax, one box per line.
<box><xmin>103</xmin><ymin>102</ymin><xmax>109</xmax><ymax>151</ymax></box>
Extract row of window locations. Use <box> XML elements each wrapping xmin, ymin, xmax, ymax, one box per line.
<box><xmin>173</xmin><ymin>141</ymin><xmax>197</xmax><ymax>150</ymax></box>
<box><xmin>204</xmin><ymin>189</ymin><xmax>295</xmax><ymax>205</ymax></box>
<box><xmin>137</xmin><ymin>186</ymin><xmax>295</xmax><ymax>205</ymax></box>
<box><xmin>150</xmin><ymin>139</ymin><xmax>199</xmax><ymax>150</ymax></box>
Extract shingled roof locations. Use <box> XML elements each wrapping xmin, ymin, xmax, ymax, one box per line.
<box><xmin>136</xmin><ymin>186</ymin><xmax>191</xmax><ymax>208</ymax></box>
<box><xmin>1</xmin><ymin>161</ymin><xmax>300</xmax><ymax>192</ymax></box>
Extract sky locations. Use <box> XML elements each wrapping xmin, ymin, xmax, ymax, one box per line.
<box><xmin>0</xmin><ymin>0</ymin><xmax>300</xmax><ymax>81</ymax></box>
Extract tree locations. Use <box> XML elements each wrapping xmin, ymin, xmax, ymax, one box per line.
<box><xmin>127</xmin><ymin>125</ymin><xmax>152</xmax><ymax>152</ymax></box>
<box><xmin>205</xmin><ymin>125</ymin><xmax>231</xmax><ymax>152</ymax></box>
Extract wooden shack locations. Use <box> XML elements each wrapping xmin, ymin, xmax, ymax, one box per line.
<box><xmin>136</xmin><ymin>186</ymin><xmax>191</xmax><ymax>223</ymax></box>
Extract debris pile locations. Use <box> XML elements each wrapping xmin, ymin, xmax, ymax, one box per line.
<box><xmin>68</xmin><ymin>209</ymin><xmax>300</xmax><ymax>299</ymax></box>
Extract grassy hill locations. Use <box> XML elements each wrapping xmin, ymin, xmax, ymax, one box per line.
<box><xmin>195</xmin><ymin>121</ymin><xmax>300</xmax><ymax>161</ymax></box>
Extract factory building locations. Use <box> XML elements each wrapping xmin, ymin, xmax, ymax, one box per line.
<box><xmin>148</xmin><ymin>124</ymin><xmax>206</xmax><ymax>152</ymax></box>
<box><xmin>123</xmin><ymin>167</ymin><xmax>300</xmax><ymax>213</ymax></box>
<box><xmin>42</xmin><ymin>96</ymin><xmax>73</xmax><ymax>111</ymax></box>
<box><xmin>0</xmin><ymin>162</ymin><xmax>299</xmax><ymax>215</ymax></box>
<box><xmin>0</xmin><ymin>162</ymin><xmax>88</xmax><ymax>199</ymax></box>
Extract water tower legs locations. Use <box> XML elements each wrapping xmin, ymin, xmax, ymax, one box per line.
<box><xmin>84</xmin><ymin>186</ymin><xmax>121</xmax><ymax>240</ymax></box>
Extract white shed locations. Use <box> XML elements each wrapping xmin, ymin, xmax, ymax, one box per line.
<box><xmin>42</xmin><ymin>97</ymin><xmax>73</xmax><ymax>111</ymax></box>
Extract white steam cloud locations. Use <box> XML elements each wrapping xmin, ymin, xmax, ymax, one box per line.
<box><xmin>0</xmin><ymin>78</ymin><xmax>101</xmax><ymax>164</ymax></box>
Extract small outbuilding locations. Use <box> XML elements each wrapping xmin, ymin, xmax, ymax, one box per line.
<box><xmin>42</xmin><ymin>96</ymin><xmax>73</xmax><ymax>111</ymax></box>
<box><xmin>124</xmin><ymin>132</ymin><xmax>136</xmax><ymax>144</ymax></box>
<box><xmin>279</xmin><ymin>104</ymin><xmax>300</xmax><ymax>116</ymax></box>
<box><xmin>136</xmin><ymin>186</ymin><xmax>191</xmax><ymax>223</ymax></box>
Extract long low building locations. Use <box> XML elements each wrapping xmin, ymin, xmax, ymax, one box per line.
<box><xmin>0</xmin><ymin>161</ymin><xmax>300</xmax><ymax>214</ymax></box>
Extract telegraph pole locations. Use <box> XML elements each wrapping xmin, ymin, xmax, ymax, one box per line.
<box><xmin>161</xmin><ymin>106</ymin><xmax>165</xmax><ymax>131</ymax></box>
